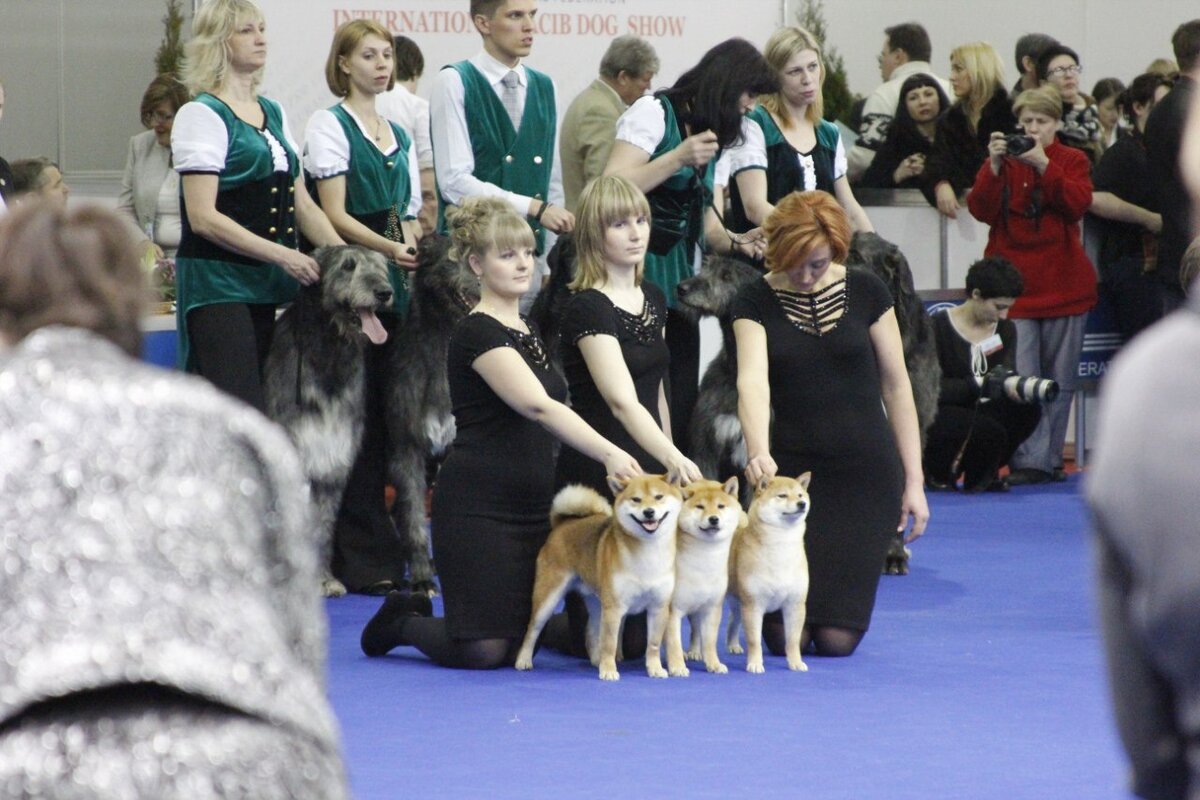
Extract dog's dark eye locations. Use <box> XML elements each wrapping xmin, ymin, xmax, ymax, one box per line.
<box><xmin>777</xmin><ymin>493</ymin><xmax>787</xmax><ymax>499</ymax></box>
<box><xmin>654</xmin><ymin>494</ymin><xmax>663</xmax><ymax>500</ymax></box>
<box><xmin>631</xmin><ymin>497</ymin><xmax>641</xmax><ymax>503</ymax></box>
<box><xmin>717</xmin><ymin>503</ymin><xmax>725</xmax><ymax>509</ymax></box>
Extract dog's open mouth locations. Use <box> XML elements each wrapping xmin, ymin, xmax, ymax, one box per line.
<box><xmin>697</xmin><ymin>523</ymin><xmax>723</xmax><ymax>535</ymax></box>
<box><xmin>358</xmin><ymin>307</ymin><xmax>388</xmax><ymax>345</ymax></box>
<box><xmin>631</xmin><ymin>511</ymin><xmax>669</xmax><ymax>534</ymax></box>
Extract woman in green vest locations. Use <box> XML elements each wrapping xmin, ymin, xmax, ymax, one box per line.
<box><xmin>173</xmin><ymin>0</ymin><xmax>342</xmax><ymax>412</ymax></box>
<box><xmin>724</xmin><ymin>26</ymin><xmax>874</xmax><ymax>237</ymax></box>
<box><xmin>604</xmin><ymin>38</ymin><xmax>777</xmax><ymax>449</ymax></box>
<box><xmin>300</xmin><ymin>19</ymin><xmax>424</xmax><ymax>594</ymax></box>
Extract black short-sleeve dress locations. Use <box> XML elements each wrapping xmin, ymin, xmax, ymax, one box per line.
<box><xmin>430</xmin><ymin>313</ymin><xmax>567</xmax><ymax>640</ymax></box>
<box><xmin>731</xmin><ymin>269</ymin><xmax>904</xmax><ymax>632</ymax></box>
<box><xmin>554</xmin><ymin>284</ymin><xmax>669</xmax><ymax>495</ymax></box>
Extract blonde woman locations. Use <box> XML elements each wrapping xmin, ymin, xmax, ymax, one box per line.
<box><xmin>300</xmin><ymin>19</ymin><xmax>425</xmax><ymax>594</ymax></box>
<box><xmin>361</xmin><ymin>197</ymin><xmax>640</xmax><ymax>669</ymax></box>
<box><xmin>724</xmin><ymin>25</ymin><xmax>873</xmax><ymax>236</ymax></box>
<box><xmin>923</xmin><ymin>41</ymin><xmax>1016</xmax><ymax>219</ymax></box>
<box><xmin>172</xmin><ymin>0</ymin><xmax>341</xmax><ymax>411</ymax></box>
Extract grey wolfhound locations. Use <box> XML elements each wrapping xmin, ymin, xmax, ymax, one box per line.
<box><xmin>679</xmin><ymin>233</ymin><xmax>939</xmax><ymax>575</ymax></box>
<box><xmin>264</xmin><ymin>245</ymin><xmax>394</xmax><ymax>597</ymax></box>
<box><xmin>385</xmin><ymin>235</ymin><xmax>481</xmax><ymax>596</ymax></box>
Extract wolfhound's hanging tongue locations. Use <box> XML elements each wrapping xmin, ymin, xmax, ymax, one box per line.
<box><xmin>359</xmin><ymin>309</ymin><xmax>388</xmax><ymax>345</ymax></box>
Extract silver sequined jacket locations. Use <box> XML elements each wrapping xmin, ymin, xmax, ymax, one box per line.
<box><xmin>0</xmin><ymin>327</ymin><xmax>341</xmax><ymax>759</ymax></box>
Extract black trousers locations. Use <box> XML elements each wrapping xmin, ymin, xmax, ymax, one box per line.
<box><xmin>665</xmin><ymin>307</ymin><xmax>700</xmax><ymax>456</ymax></box>
<box><xmin>186</xmin><ymin>302</ymin><xmax>277</xmax><ymax>413</ymax></box>
<box><xmin>923</xmin><ymin>399</ymin><xmax>1042</xmax><ymax>488</ymax></box>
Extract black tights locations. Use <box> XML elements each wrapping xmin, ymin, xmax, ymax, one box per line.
<box><xmin>401</xmin><ymin>617</ymin><xmax>519</xmax><ymax>670</ymax></box>
<box><xmin>763</xmin><ymin>617</ymin><xmax>864</xmax><ymax>658</ymax></box>
<box><xmin>542</xmin><ymin>591</ymin><xmax>648</xmax><ymax>660</ymax></box>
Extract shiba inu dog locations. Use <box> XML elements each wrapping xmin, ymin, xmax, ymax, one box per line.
<box><xmin>666</xmin><ymin>478</ymin><xmax>744</xmax><ymax>677</ymax></box>
<box><xmin>726</xmin><ymin>473</ymin><xmax>812</xmax><ymax>673</ymax></box>
<box><xmin>514</xmin><ymin>474</ymin><xmax>682</xmax><ymax>681</ymax></box>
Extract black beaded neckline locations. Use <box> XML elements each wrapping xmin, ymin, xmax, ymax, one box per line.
<box><xmin>773</xmin><ymin>279</ymin><xmax>847</xmax><ymax>337</ymax></box>
<box><xmin>506</xmin><ymin>325</ymin><xmax>550</xmax><ymax>369</ymax></box>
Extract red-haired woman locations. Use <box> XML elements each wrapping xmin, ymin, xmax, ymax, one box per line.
<box><xmin>732</xmin><ymin>190</ymin><xmax>929</xmax><ymax>658</ymax></box>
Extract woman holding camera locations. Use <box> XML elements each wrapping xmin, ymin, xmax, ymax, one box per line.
<box><xmin>923</xmin><ymin>257</ymin><xmax>1042</xmax><ymax>492</ymax></box>
<box><xmin>967</xmin><ymin>86</ymin><xmax>1096</xmax><ymax>485</ymax></box>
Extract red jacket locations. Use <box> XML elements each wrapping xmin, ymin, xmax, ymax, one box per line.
<box><xmin>967</xmin><ymin>141</ymin><xmax>1097</xmax><ymax>319</ymax></box>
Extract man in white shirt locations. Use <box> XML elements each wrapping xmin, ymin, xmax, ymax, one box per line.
<box><xmin>846</xmin><ymin>23</ymin><xmax>951</xmax><ymax>183</ymax></box>
<box><xmin>430</xmin><ymin>0</ymin><xmax>572</xmax><ymax>308</ymax></box>
<box><xmin>376</xmin><ymin>35</ymin><xmax>436</xmax><ymax>235</ymax></box>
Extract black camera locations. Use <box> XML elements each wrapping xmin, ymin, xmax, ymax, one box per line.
<box><xmin>981</xmin><ymin>365</ymin><xmax>1059</xmax><ymax>404</ymax></box>
<box><xmin>1004</xmin><ymin>134</ymin><xmax>1036</xmax><ymax>156</ymax></box>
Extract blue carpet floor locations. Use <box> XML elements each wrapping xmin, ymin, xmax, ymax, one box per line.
<box><xmin>324</xmin><ymin>476</ymin><xmax>1131</xmax><ymax>799</ymax></box>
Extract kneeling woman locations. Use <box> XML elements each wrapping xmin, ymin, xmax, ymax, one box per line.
<box><xmin>361</xmin><ymin>198</ymin><xmax>640</xmax><ymax>669</ymax></box>
<box><xmin>733</xmin><ymin>191</ymin><xmax>928</xmax><ymax>657</ymax></box>
<box><xmin>923</xmin><ymin>257</ymin><xmax>1042</xmax><ymax>492</ymax></box>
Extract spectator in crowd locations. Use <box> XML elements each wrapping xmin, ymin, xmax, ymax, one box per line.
<box><xmin>967</xmin><ymin>85</ymin><xmax>1095</xmax><ymax>485</ymax></box>
<box><xmin>859</xmin><ymin>73</ymin><xmax>951</xmax><ymax>190</ymax></box>
<box><xmin>376</xmin><ymin>35</ymin><xmax>436</xmax><ymax>236</ymax></box>
<box><xmin>171</xmin><ymin>0</ymin><xmax>342</xmax><ymax>412</ymax></box>
<box><xmin>1092</xmin><ymin>77</ymin><xmax>1126</xmax><ymax>151</ymax></box>
<box><xmin>847</xmin><ymin>22</ymin><xmax>950</xmax><ymax>183</ymax></box>
<box><xmin>1088</xmin><ymin>72</ymin><xmax>1172</xmax><ymax>342</ymax></box>
<box><xmin>0</xmin><ymin>200</ymin><xmax>349</xmax><ymax>798</ymax></box>
<box><xmin>10</xmin><ymin>157</ymin><xmax>69</xmax><ymax>208</ymax></box>
<box><xmin>1144</xmin><ymin>19</ymin><xmax>1200</xmax><ymax>318</ymax></box>
<box><xmin>0</xmin><ymin>78</ymin><xmax>12</xmax><ymax>215</ymax></box>
<box><xmin>924</xmin><ymin>41</ymin><xmax>1015</xmax><ymax>219</ymax></box>
<box><xmin>604</xmin><ymin>37</ymin><xmax>776</xmax><ymax>447</ymax></box>
<box><xmin>430</xmin><ymin>0</ymin><xmax>572</xmax><ymax>312</ymax></box>
<box><xmin>1145</xmin><ymin>56</ymin><xmax>1180</xmax><ymax>81</ymax></box>
<box><xmin>1012</xmin><ymin>33</ymin><xmax>1059</xmax><ymax>97</ymax></box>
<box><xmin>303</xmin><ymin>18</ymin><xmax>423</xmax><ymax>595</ymax></box>
<box><xmin>116</xmin><ymin>74</ymin><xmax>190</xmax><ymax>262</ymax></box>
<box><xmin>560</xmin><ymin>35</ymin><xmax>659</xmax><ymax>213</ymax></box>
<box><xmin>1037</xmin><ymin>44</ymin><xmax>1102</xmax><ymax>161</ymax></box>
<box><xmin>923</xmin><ymin>256</ymin><xmax>1041</xmax><ymax>493</ymax></box>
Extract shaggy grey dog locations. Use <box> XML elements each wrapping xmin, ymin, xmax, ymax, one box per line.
<box><xmin>385</xmin><ymin>235</ymin><xmax>481</xmax><ymax>596</ymax></box>
<box><xmin>263</xmin><ymin>245</ymin><xmax>395</xmax><ymax>597</ymax></box>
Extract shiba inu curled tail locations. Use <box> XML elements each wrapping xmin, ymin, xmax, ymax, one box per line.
<box><xmin>514</xmin><ymin>474</ymin><xmax>682</xmax><ymax>681</ymax></box>
<box><xmin>726</xmin><ymin>473</ymin><xmax>812</xmax><ymax>673</ymax></box>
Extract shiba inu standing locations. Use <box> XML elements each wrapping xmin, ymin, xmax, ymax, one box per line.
<box><xmin>666</xmin><ymin>478</ymin><xmax>744</xmax><ymax>676</ymax></box>
<box><xmin>514</xmin><ymin>474</ymin><xmax>682</xmax><ymax>681</ymax></box>
<box><xmin>726</xmin><ymin>473</ymin><xmax>812</xmax><ymax>673</ymax></box>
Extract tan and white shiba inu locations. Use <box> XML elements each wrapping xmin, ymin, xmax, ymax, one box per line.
<box><xmin>514</xmin><ymin>474</ymin><xmax>682</xmax><ymax>681</ymax></box>
<box><xmin>666</xmin><ymin>477</ymin><xmax>744</xmax><ymax>676</ymax></box>
<box><xmin>726</xmin><ymin>473</ymin><xmax>812</xmax><ymax>673</ymax></box>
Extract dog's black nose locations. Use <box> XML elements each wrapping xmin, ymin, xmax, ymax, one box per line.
<box><xmin>707</xmin><ymin>515</ymin><xmax>720</xmax><ymax>526</ymax></box>
<box><xmin>375</xmin><ymin>290</ymin><xmax>393</xmax><ymax>303</ymax></box>
<box><xmin>642</xmin><ymin>508</ymin><xmax>657</xmax><ymax>520</ymax></box>
<box><xmin>676</xmin><ymin>282</ymin><xmax>691</xmax><ymax>298</ymax></box>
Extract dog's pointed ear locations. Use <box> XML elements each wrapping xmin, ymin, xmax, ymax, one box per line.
<box><xmin>664</xmin><ymin>470</ymin><xmax>683</xmax><ymax>487</ymax></box>
<box><xmin>607</xmin><ymin>474</ymin><xmax>629</xmax><ymax>497</ymax></box>
<box><xmin>756</xmin><ymin>476</ymin><xmax>771</xmax><ymax>494</ymax></box>
<box><xmin>722</xmin><ymin>476</ymin><xmax>739</xmax><ymax>498</ymax></box>
<box><xmin>681</xmin><ymin>485</ymin><xmax>696</xmax><ymax>500</ymax></box>
<box><xmin>796</xmin><ymin>471</ymin><xmax>812</xmax><ymax>490</ymax></box>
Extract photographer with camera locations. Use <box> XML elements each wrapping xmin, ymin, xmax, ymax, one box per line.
<box><xmin>967</xmin><ymin>85</ymin><xmax>1096</xmax><ymax>486</ymax></box>
<box><xmin>924</xmin><ymin>257</ymin><xmax>1046</xmax><ymax>492</ymax></box>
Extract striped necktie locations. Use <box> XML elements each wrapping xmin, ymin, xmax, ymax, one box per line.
<box><xmin>500</xmin><ymin>70</ymin><xmax>521</xmax><ymax>130</ymax></box>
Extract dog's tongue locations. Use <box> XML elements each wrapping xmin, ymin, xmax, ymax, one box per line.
<box><xmin>358</xmin><ymin>309</ymin><xmax>388</xmax><ymax>345</ymax></box>
<box><xmin>641</xmin><ymin>519</ymin><xmax>660</xmax><ymax>532</ymax></box>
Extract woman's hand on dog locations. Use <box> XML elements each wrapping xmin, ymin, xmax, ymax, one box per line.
<box><xmin>604</xmin><ymin>449</ymin><xmax>643</xmax><ymax>484</ymax></box>
<box><xmin>278</xmin><ymin>250</ymin><xmax>321</xmax><ymax>285</ymax></box>
<box><xmin>898</xmin><ymin>483</ymin><xmax>930</xmax><ymax>543</ymax></box>
<box><xmin>744</xmin><ymin>453</ymin><xmax>777</xmax><ymax>487</ymax></box>
<box><xmin>665</xmin><ymin>453</ymin><xmax>704</xmax><ymax>485</ymax></box>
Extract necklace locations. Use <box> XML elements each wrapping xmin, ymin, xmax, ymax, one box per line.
<box><xmin>372</xmin><ymin>114</ymin><xmax>384</xmax><ymax>142</ymax></box>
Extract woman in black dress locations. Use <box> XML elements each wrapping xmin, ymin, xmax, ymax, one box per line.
<box><xmin>555</xmin><ymin>174</ymin><xmax>703</xmax><ymax>493</ymax></box>
<box><xmin>733</xmin><ymin>191</ymin><xmax>929</xmax><ymax>657</ymax></box>
<box><xmin>361</xmin><ymin>197</ymin><xmax>640</xmax><ymax>669</ymax></box>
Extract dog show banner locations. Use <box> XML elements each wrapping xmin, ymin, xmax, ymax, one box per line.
<box><xmin>251</xmin><ymin>0</ymin><xmax>784</xmax><ymax>137</ymax></box>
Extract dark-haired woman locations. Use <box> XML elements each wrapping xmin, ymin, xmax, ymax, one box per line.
<box><xmin>923</xmin><ymin>257</ymin><xmax>1041</xmax><ymax>492</ymax></box>
<box><xmin>1091</xmin><ymin>77</ymin><xmax>1126</xmax><ymax>153</ymax></box>
<box><xmin>724</xmin><ymin>26</ymin><xmax>873</xmax><ymax>235</ymax></box>
<box><xmin>1088</xmin><ymin>72</ymin><xmax>1173</xmax><ymax>341</ymax></box>
<box><xmin>604</xmin><ymin>36</ymin><xmax>777</xmax><ymax>447</ymax></box>
<box><xmin>861</xmin><ymin>73</ymin><xmax>951</xmax><ymax>189</ymax></box>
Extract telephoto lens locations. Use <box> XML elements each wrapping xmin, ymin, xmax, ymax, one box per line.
<box><xmin>1002</xmin><ymin>374</ymin><xmax>1060</xmax><ymax>403</ymax></box>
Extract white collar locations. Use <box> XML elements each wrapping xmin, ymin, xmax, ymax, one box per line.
<box><xmin>473</xmin><ymin>50</ymin><xmax>525</xmax><ymax>86</ymax></box>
